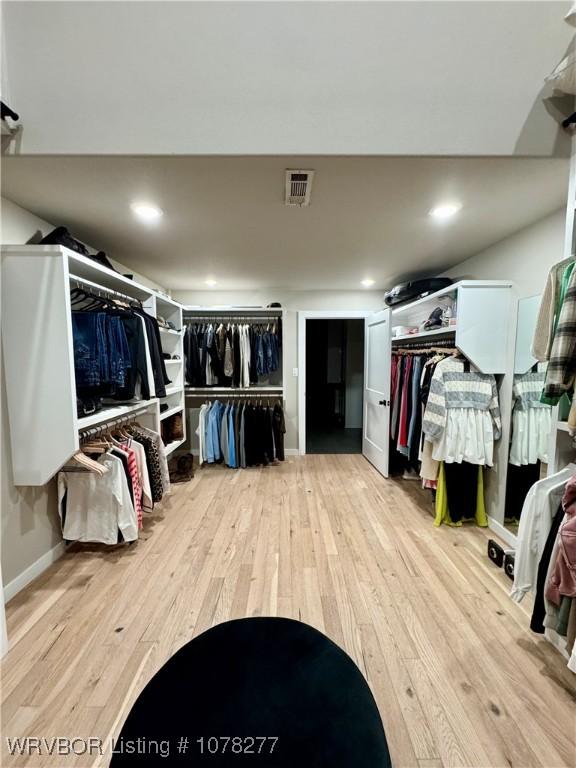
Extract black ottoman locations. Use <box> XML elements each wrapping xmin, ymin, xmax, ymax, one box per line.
<box><xmin>110</xmin><ymin>617</ymin><xmax>391</xmax><ymax>766</ymax></box>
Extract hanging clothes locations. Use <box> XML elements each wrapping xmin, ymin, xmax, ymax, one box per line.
<box><xmin>196</xmin><ymin>403</ymin><xmax>209</xmax><ymax>465</ymax></box>
<box><xmin>184</xmin><ymin>319</ymin><xmax>282</xmax><ymax>388</ymax></box>
<box><xmin>422</xmin><ymin>357</ymin><xmax>501</xmax><ymax>467</ymax></box>
<box><xmin>511</xmin><ymin>464</ymin><xmax>576</xmax><ymax>603</ymax></box>
<box><xmin>197</xmin><ymin>399</ymin><xmax>285</xmax><ymax>469</ymax></box>
<box><xmin>541</xmin><ymin>266</ymin><xmax>576</xmax><ymax>405</ymax></box>
<box><xmin>434</xmin><ymin>462</ymin><xmax>488</xmax><ymax>527</ymax></box>
<box><xmin>509</xmin><ymin>371</ymin><xmax>551</xmax><ymax>466</ymax></box>
<box><xmin>546</xmin><ymin>474</ymin><xmax>576</xmax><ymax>603</ymax></box>
<box><xmin>531</xmin><ymin>504</ymin><xmax>564</xmax><ymax>633</ymax></box>
<box><xmin>532</xmin><ymin>257</ymin><xmax>573</xmax><ymax>362</ymax></box>
<box><xmin>58</xmin><ymin>453</ymin><xmax>138</xmax><ymax>545</ymax></box>
<box><xmin>504</xmin><ymin>462</ymin><xmax>541</xmax><ymax>522</ymax></box>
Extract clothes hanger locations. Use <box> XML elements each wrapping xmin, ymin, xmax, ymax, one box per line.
<box><xmin>65</xmin><ymin>450</ymin><xmax>108</xmax><ymax>474</ymax></box>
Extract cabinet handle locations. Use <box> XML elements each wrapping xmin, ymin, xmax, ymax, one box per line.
<box><xmin>378</xmin><ymin>400</ymin><xmax>389</xmax><ymax>406</ymax></box>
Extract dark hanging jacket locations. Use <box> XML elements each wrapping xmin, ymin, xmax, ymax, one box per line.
<box><xmin>134</xmin><ymin>309</ymin><xmax>171</xmax><ymax>398</ymax></box>
<box><xmin>113</xmin><ymin>313</ymin><xmax>151</xmax><ymax>400</ymax></box>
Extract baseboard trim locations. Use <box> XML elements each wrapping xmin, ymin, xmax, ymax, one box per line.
<box><xmin>487</xmin><ymin>517</ymin><xmax>517</xmax><ymax>549</ymax></box>
<box><xmin>4</xmin><ymin>541</ymin><xmax>66</xmax><ymax>603</ymax></box>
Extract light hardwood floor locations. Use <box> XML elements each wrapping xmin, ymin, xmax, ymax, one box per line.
<box><xmin>2</xmin><ymin>455</ymin><xmax>575</xmax><ymax>768</ymax></box>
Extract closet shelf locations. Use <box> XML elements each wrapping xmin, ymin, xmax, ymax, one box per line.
<box><xmin>159</xmin><ymin>327</ymin><xmax>182</xmax><ymax>336</ymax></box>
<box><xmin>390</xmin><ymin>280</ymin><xmax>508</xmax><ymax>317</ymax></box>
<box><xmin>183</xmin><ymin>306</ymin><xmax>283</xmax><ymax>316</ymax></box>
<box><xmin>388</xmin><ymin>280</ymin><xmax>513</xmax><ymax>374</ymax></box>
<box><xmin>156</xmin><ymin>294</ymin><xmax>181</xmax><ymax>309</ymax></box>
<box><xmin>186</xmin><ymin>386</ymin><xmax>284</xmax><ymax>393</ymax></box>
<box><xmin>77</xmin><ymin>400</ymin><xmax>159</xmax><ymax>430</ymax></box>
<box><xmin>2</xmin><ymin>244</ymin><xmax>188</xmax><ymax>485</ymax></box>
<box><xmin>162</xmin><ymin>385</ymin><xmax>183</xmax><ymax>398</ymax></box>
<box><xmin>392</xmin><ymin>327</ymin><xmax>456</xmax><ymax>343</ymax></box>
<box><xmin>165</xmin><ymin>437</ymin><xmax>186</xmax><ymax>456</ymax></box>
<box><xmin>164</xmin><ymin>358</ymin><xmax>183</xmax><ymax>365</ymax></box>
<box><xmin>160</xmin><ymin>405</ymin><xmax>184</xmax><ymax>421</ymax></box>
<box><xmin>557</xmin><ymin>422</ymin><xmax>572</xmax><ymax>433</ymax></box>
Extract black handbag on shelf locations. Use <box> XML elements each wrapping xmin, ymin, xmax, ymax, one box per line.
<box><xmin>40</xmin><ymin>226</ymin><xmax>118</xmax><ymax>273</ymax></box>
<box><xmin>384</xmin><ymin>278</ymin><xmax>453</xmax><ymax>307</ymax></box>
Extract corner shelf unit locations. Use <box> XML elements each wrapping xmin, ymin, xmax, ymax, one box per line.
<box><xmin>182</xmin><ymin>306</ymin><xmax>286</xmax><ymax>459</ymax></box>
<box><xmin>1</xmin><ymin>245</ymin><xmax>186</xmax><ymax>485</ymax></box>
<box><xmin>182</xmin><ymin>305</ymin><xmax>285</xmax><ymax>399</ymax></box>
<box><xmin>389</xmin><ymin>279</ymin><xmax>515</xmax><ymax>535</ymax></box>
<box><xmin>390</xmin><ymin>280</ymin><xmax>514</xmax><ymax>374</ymax></box>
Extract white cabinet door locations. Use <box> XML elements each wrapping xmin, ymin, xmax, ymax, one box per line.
<box><xmin>362</xmin><ymin>310</ymin><xmax>391</xmax><ymax>477</ymax></box>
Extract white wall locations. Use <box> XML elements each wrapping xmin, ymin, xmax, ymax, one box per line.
<box><xmin>443</xmin><ymin>208</ymin><xmax>566</xmax><ymax>298</ymax></box>
<box><xmin>173</xmin><ymin>289</ymin><xmax>384</xmax><ymax>450</ymax></box>
<box><xmin>345</xmin><ymin>321</ymin><xmax>364</xmax><ymax>429</ymax></box>
<box><xmin>1</xmin><ymin>198</ymin><xmax>167</xmax><ymax>293</ymax></box>
<box><xmin>0</xmin><ymin>197</ymin><xmax>166</xmax><ymax>593</ymax></box>
<box><xmin>2</xmin><ymin>1</ymin><xmax>572</xmax><ymax>157</ymax></box>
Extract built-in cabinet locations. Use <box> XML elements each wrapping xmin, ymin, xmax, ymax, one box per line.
<box><xmin>385</xmin><ymin>279</ymin><xmax>517</xmax><ymax>537</ymax></box>
<box><xmin>1</xmin><ymin>245</ymin><xmax>186</xmax><ymax>486</ymax></box>
<box><xmin>183</xmin><ymin>306</ymin><xmax>285</xmax><ymax>457</ymax></box>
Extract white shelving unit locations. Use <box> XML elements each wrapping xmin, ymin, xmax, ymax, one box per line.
<box><xmin>390</xmin><ymin>279</ymin><xmax>515</xmax><ymax>531</ymax></box>
<box><xmin>155</xmin><ymin>294</ymin><xmax>186</xmax><ymax>453</ymax></box>
<box><xmin>391</xmin><ymin>280</ymin><xmax>514</xmax><ymax>374</ymax></box>
<box><xmin>392</xmin><ymin>327</ymin><xmax>456</xmax><ymax>343</ymax></box>
<box><xmin>1</xmin><ymin>245</ymin><xmax>186</xmax><ymax>485</ymax></box>
<box><xmin>182</xmin><ymin>306</ymin><xmax>285</xmax><ymax>459</ymax></box>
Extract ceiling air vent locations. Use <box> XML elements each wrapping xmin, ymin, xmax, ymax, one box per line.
<box><xmin>285</xmin><ymin>169</ymin><xmax>314</xmax><ymax>207</ymax></box>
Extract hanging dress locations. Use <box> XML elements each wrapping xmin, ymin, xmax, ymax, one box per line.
<box><xmin>422</xmin><ymin>357</ymin><xmax>501</xmax><ymax>467</ymax></box>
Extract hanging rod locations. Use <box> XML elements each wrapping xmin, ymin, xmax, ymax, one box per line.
<box><xmin>78</xmin><ymin>405</ymin><xmax>153</xmax><ymax>436</ymax></box>
<box><xmin>186</xmin><ymin>392</ymin><xmax>283</xmax><ymax>400</ymax></box>
<box><xmin>183</xmin><ymin>316</ymin><xmax>281</xmax><ymax>322</ymax></box>
<box><xmin>69</xmin><ymin>273</ymin><xmax>142</xmax><ymax>304</ymax></box>
<box><xmin>393</xmin><ymin>339</ymin><xmax>457</xmax><ymax>351</ymax></box>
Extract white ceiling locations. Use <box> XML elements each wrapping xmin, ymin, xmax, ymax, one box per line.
<box><xmin>2</xmin><ymin>156</ymin><xmax>568</xmax><ymax>290</ymax></box>
<box><xmin>2</xmin><ymin>1</ymin><xmax>573</xmax><ymax>156</ymax></box>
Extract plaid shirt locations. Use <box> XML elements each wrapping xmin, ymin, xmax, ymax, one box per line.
<box><xmin>542</xmin><ymin>266</ymin><xmax>576</xmax><ymax>405</ymax></box>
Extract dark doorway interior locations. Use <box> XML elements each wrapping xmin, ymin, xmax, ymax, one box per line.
<box><xmin>306</xmin><ymin>319</ymin><xmax>364</xmax><ymax>454</ymax></box>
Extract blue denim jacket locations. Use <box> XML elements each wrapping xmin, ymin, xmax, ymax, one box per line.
<box><xmin>205</xmin><ymin>400</ymin><xmax>224</xmax><ymax>463</ymax></box>
<box><xmin>228</xmin><ymin>405</ymin><xmax>236</xmax><ymax>468</ymax></box>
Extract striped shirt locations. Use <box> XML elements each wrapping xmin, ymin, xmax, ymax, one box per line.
<box><xmin>422</xmin><ymin>358</ymin><xmax>501</xmax><ymax>441</ymax></box>
<box><xmin>513</xmin><ymin>372</ymin><xmax>549</xmax><ymax>411</ymax></box>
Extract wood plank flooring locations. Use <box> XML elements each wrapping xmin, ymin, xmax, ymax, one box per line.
<box><xmin>2</xmin><ymin>455</ymin><xmax>575</xmax><ymax>767</ymax></box>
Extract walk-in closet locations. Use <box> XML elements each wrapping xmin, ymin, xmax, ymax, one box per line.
<box><xmin>1</xmin><ymin>2</ymin><xmax>576</xmax><ymax>767</ymax></box>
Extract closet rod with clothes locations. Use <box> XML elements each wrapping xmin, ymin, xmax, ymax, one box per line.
<box><xmin>71</xmin><ymin>282</ymin><xmax>171</xmax><ymax>412</ymax></box>
<box><xmin>59</xmin><ymin>415</ymin><xmax>170</xmax><ymax>546</ymax></box>
<box><xmin>391</xmin><ymin>344</ymin><xmax>501</xmax><ymax>527</ymax></box>
<box><xmin>184</xmin><ymin>316</ymin><xmax>282</xmax><ymax>389</ymax></box>
<box><xmin>196</xmin><ymin>397</ymin><xmax>286</xmax><ymax>469</ymax></box>
<box><xmin>183</xmin><ymin>314</ymin><xmax>281</xmax><ymax>321</ymax></box>
<box><xmin>78</xmin><ymin>406</ymin><xmax>155</xmax><ymax>436</ymax></box>
<box><xmin>70</xmin><ymin>274</ymin><xmax>143</xmax><ymax>305</ymax></box>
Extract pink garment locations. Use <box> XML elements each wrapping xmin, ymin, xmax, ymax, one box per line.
<box><xmin>545</xmin><ymin>475</ymin><xmax>576</xmax><ymax>604</ymax></box>
<box><xmin>397</xmin><ymin>356</ymin><xmax>412</xmax><ymax>448</ymax></box>
<box><xmin>390</xmin><ymin>355</ymin><xmax>399</xmax><ymax>436</ymax></box>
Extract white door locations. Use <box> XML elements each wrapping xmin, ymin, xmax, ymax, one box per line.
<box><xmin>363</xmin><ymin>310</ymin><xmax>391</xmax><ymax>477</ymax></box>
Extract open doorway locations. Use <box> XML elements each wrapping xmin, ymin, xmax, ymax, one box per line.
<box><xmin>305</xmin><ymin>319</ymin><xmax>365</xmax><ymax>454</ymax></box>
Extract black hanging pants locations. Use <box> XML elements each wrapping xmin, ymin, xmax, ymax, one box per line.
<box><xmin>443</xmin><ymin>461</ymin><xmax>479</xmax><ymax>523</ymax></box>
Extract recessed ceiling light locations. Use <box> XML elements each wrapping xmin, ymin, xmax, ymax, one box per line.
<box><xmin>361</xmin><ymin>278</ymin><xmax>375</xmax><ymax>287</ymax></box>
<box><xmin>130</xmin><ymin>202</ymin><xmax>163</xmax><ymax>223</ymax></box>
<box><xmin>205</xmin><ymin>279</ymin><xmax>217</xmax><ymax>287</ymax></box>
<box><xmin>429</xmin><ymin>202</ymin><xmax>462</xmax><ymax>220</ymax></box>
